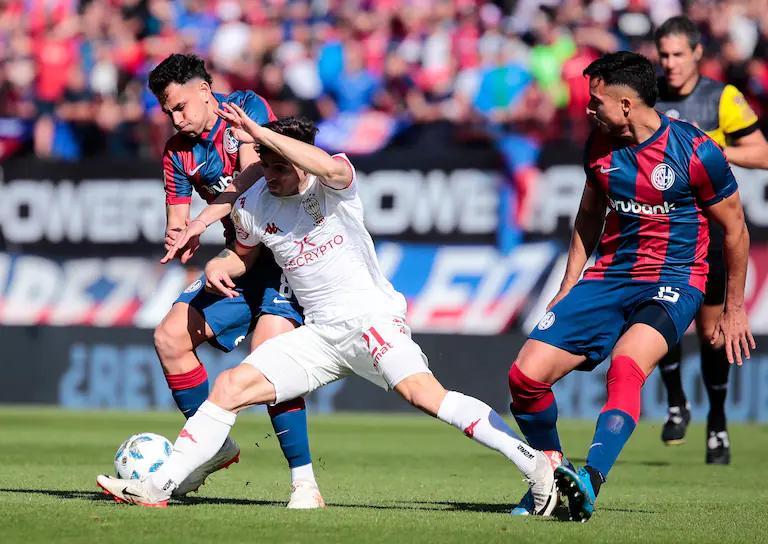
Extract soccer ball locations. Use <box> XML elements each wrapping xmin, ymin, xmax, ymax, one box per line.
<box><xmin>114</xmin><ymin>433</ymin><xmax>173</xmax><ymax>480</ymax></box>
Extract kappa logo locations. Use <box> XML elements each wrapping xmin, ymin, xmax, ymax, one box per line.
<box><xmin>537</xmin><ymin>311</ymin><xmax>555</xmax><ymax>330</ymax></box>
<box><xmin>178</xmin><ymin>429</ymin><xmax>197</xmax><ymax>443</ymax></box>
<box><xmin>293</xmin><ymin>235</ymin><xmax>316</xmax><ymax>254</ymax></box>
<box><xmin>264</xmin><ymin>222</ymin><xmax>282</xmax><ymax>235</ymax></box>
<box><xmin>651</xmin><ymin>162</ymin><xmax>676</xmax><ymax>191</ymax></box>
<box><xmin>463</xmin><ymin>419</ymin><xmax>481</xmax><ymax>438</ymax></box>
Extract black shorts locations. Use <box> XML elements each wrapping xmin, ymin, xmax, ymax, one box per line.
<box><xmin>704</xmin><ymin>225</ymin><xmax>726</xmax><ymax>306</ymax></box>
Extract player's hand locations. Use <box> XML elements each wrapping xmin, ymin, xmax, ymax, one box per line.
<box><xmin>711</xmin><ymin>307</ymin><xmax>756</xmax><ymax>366</ymax></box>
<box><xmin>204</xmin><ymin>269</ymin><xmax>239</xmax><ymax>298</ymax></box>
<box><xmin>164</xmin><ymin>227</ymin><xmax>183</xmax><ymax>251</ymax></box>
<box><xmin>216</xmin><ymin>102</ymin><xmax>262</xmax><ymax>144</ymax></box>
<box><xmin>161</xmin><ymin>219</ymin><xmax>206</xmax><ymax>264</ymax></box>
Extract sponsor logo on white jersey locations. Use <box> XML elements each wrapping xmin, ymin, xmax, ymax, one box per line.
<box><xmin>608</xmin><ymin>197</ymin><xmax>676</xmax><ymax>215</ymax></box>
<box><xmin>284</xmin><ymin>234</ymin><xmax>344</xmax><ymax>271</ymax></box>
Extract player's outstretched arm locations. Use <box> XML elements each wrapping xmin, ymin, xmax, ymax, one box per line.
<box><xmin>705</xmin><ymin>192</ymin><xmax>755</xmax><ymax>365</ymax></box>
<box><xmin>548</xmin><ymin>182</ymin><xmax>607</xmax><ymax>310</ymax></box>
<box><xmin>725</xmin><ymin>129</ymin><xmax>768</xmax><ymax>169</ymax></box>
<box><xmin>217</xmin><ymin>102</ymin><xmax>352</xmax><ymax>188</ymax></box>
<box><xmin>204</xmin><ymin>244</ymin><xmax>259</xmax><ymax>298</ymax></box>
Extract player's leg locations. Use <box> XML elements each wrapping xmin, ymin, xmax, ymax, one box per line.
<box><xmin>557</xmin><ymin>321</ymin><xmax>668</xmax><ymax>522</ymax></box>
<box><xmin>98</xmin><ymin>326</ymin><xmax>338</xmax><ymax>507</ymax></box>
<box><xmin>657</xmin><ymin>342</ymin><xmax>691</xmax><ymax>445</ymax></box>
<box><xmin>251</xmin><ymin>312</ymin><xmax>321</xmax><ymax>506</ymax></box>
<box><xmin>696</xmin><ymin>301</ymin><xmax>731</xmax><ymax>464</ymax></box>
<box><xmin>509</xmin><ymin>280</ymin><xmax>620</xmax><ymax>459</ymax></box>
<box><xmin>355</xmin><ymin>317</ymin><xmax>557</xmax><ymax>515</ymax></box>
<box><xmin>559</xmin><ymin>284</ymin><xmax>702</xmax><ymax>521</ymax></box>
<box><xmin>154</xmin><ymin>298</ymin><xmax>215</xmax><ymax>418</ymax></box>
<box><xmin>509</xmin><ymin>339</ymin><xmax>586</xmax><ymax>455</ymax></box>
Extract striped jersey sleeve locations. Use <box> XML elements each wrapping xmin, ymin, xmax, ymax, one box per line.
<box><xmin>234</xmin><ymin>90</ymin><xmax>277</xmax><ymax>125</ymax></box>
<box><xmin>689</xmin><ymin>136</ymin><xmax>739</xmax><ymax>207</ymax></box>
<box><xmin>162</xmin><ymin>143</ymin><xmax>192</xmax><ymax>205</ymax></box>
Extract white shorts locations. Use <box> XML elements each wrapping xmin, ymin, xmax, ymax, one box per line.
<box><xmin>242</xmin><ymin>314</ymin><xmax>431</xmax><ymax>403</ymax></box>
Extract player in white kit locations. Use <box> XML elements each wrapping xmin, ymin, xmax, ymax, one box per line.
<box><xmin>96</xmin><ymin>107</ymin><xmax>560</xmax><ymax>515</ymax></box>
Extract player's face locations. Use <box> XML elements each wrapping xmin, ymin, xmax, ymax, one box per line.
<box><xmin>260</xmin><ymin>149</ymin><xmax>304</xmax><ymax>197</ymax></box>
<box><xmin>586</xmin><ymin>78</ymin><xmax>630</xmax><ymax>136</ymax></box>
<box><xmin>160</xmin><ymin>80</ymin><xmax>213</xmax><ymax>138</ymax></box>
<box><xmin>657</xmin><ymin>34</ymin><xmax>702</xmax><ymax>91</ymax></box>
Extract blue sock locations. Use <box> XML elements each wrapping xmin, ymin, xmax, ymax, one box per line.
<box><xmin>511</xmin><ymin>401</ymin><xmax>562</xmax><ymax>452</ymax></box>
<box><xmin>166</xmin><ymin>365</ymin><xmax>209</xmax><ymax>418</ymax></box>
<box><xmin>586</xmin><ymin>409</ymin><xmax>637</xmax><ymax>478</ymax></box>
<box><xmin>172</xmin><ymin>382</ymin><xmax>209</xmax><ymax>418</ymax></box>
<box><xmin>269</xmin><ymin>399</ymin><xmax>312</xmax><ymax>468</ymax></box>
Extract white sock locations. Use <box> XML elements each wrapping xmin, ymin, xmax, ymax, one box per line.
<box><xmin>437</xmin><ymin>391</ymin><xmax>538</xmax><ymax>476</ymax></box>
<box><xmin>290</xmin><ymin>463</ymin><xmax>316</xmax><ymax>484</ymax></box>
<box><xmin>149</xmin><ymin>401</ymin><xmax>237</xmax><ymax>493</ymax></box>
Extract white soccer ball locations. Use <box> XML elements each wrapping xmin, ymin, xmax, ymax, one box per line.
<box><xmin>114</xmin><ymin>433</ymin><xmax>173</xmax><ymax>480</ymax></box>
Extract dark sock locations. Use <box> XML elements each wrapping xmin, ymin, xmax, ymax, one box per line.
<box><xmin>701</xmin><ymin>341</ymin><xmax>730</xmax><ymax>432</ymax></box>
<box><xmin>583</xmin><ymin>465</ymin><xmax>605</xmax><ymax>496</ymax></box>
<box><xmin>166</xmin><ymin>365</ymin><xmax>209</xmax><ymax>418</ymax></box>
<box><xmin>511</xmin><ymin>401</ymin><xmax>562</xmax><ymax>452</ymax></box>
<box><xmin>586</xmin><ymin>409</ymin><xmax>637</xmax><ymax>478</ymax></box>
<box><xmin>658</xmin><ymin>343</ymin><xmax>687</xmax><ymax>408</ymax></box>
<box><xmin>268</xmin><ymin>398</ymin><xmax>312</xmax><ymax>468</ymax></box>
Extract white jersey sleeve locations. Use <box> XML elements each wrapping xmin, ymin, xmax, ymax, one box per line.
<box><xmin>231</xmin><ymin>188</ymin><xmax>262</xmax><ymax>248</ymax></box>
<box><xmin>318</xmin><ymin>153</ymin><xmax>357</xmax><ymax>200</ymax></box>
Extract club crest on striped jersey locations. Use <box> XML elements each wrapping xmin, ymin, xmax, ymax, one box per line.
<box><xmin>223</xmin><ymin>127</ymin><xmax>239</xmax><ymax>154</ymax></box>
<box><xmin>651</xmin><ymin>163</ymin><xmax>676</xmax><ymax>191</ymax></box>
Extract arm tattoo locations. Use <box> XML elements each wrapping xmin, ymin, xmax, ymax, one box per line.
<box><xmin>214</xmin><ymin>248</ymin><xmax>234</xmax><ymax>259</ymax></box>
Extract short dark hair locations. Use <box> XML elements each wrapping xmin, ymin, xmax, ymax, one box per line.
<box><xmin>583</xmin><ymin>51</ymin><xmax>658</xmax><ymax>106</ymax></box>
<box><xmin>654</xmin><ymin>15</ymin><xmax>701</xmax><ymax>51</ymax></box>
<box><xmin>148</xmin><ymin>54</ymin><xmax>213</xmax><ymax>100</ymax></box>
<box><xmin>262</xmin><ymin>117</ymin><xmax>319</xmax><ymax>146</ymax></box>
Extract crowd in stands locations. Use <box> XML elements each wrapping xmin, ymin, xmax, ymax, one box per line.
<box><xmin>2</xmin><ymin>0</ymin><xmax>768</xmax><ymax>160</ymax></box>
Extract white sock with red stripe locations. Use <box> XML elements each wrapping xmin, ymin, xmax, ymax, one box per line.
<box><xmin>149</xmin><ymin>400</ymin><xmax>236</xmax><ymax>494</ymax></box>
<box><xmin>437</xmin><ymin>391</ymin><xmax>538</xmax><ymax>476</ymax></box>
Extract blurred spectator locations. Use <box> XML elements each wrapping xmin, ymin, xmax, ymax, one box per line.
<box><xmin>1</xmin><ymin>0</ymin><xmax>767</xmax><ymax>161</ymax></box>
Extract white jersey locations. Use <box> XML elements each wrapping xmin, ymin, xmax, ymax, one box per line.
<box><xmin>232</xmin><ymin>154</ymin><xmax>407</xmax><ymax>324</ymax></box>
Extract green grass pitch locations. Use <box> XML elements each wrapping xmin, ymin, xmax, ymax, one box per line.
<box><xmin>1</xmin><ymin>407</ymin><xmax>766</xmax><ymax>543</ymax></box>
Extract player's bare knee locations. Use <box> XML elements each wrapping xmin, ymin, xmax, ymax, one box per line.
<box><xmin>209</xmin><ymin>369</ymin><xmax>249</xmax><ymax>411</ymax></box>
<box><xmin>153</xmin><ymin>321</ymin><xmax>187</xmax><ymax>367</ymax></box>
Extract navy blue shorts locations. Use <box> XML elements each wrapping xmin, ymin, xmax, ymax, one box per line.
<box><xmin>175</xmin><ymin>263</ymin><xmax>302</xmax><ymax>353</ymax></box>
<box><xmin>528</xmin><ymin>278</ymin><xmax>703</xmax><ymax>367</ymax></box>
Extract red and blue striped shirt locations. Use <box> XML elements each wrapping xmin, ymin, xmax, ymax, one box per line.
<box><xmin>582</xmin><ymin>114</ymin><xmax>738</xmax><ymax>291</ymax></box>
<box><xmin>162</xmin><ymin>90</ymin><xmax>276</xmax><ymax>242</ymax></box>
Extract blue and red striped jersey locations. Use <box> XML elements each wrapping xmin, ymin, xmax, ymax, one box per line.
<box><xmin>162</xmin><ymin>89</ymin><xmax>276</xmax><ymax>241</ymax></box>
<box><xmin>582</xmin><ymin>114</ymin><xmax>738</xmax><ymax>291</ymax></box>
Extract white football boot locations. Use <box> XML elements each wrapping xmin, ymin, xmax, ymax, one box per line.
<box><xmin>96</xmin><ymin>474</ymin><xmax>170</xmax><ymax>507</ymax></box>
<box><xmin>287</xmin><ymin>480</ymin><xmax>326</xmax><ymax>509</ymax></box>
<box><xmin>172</xmin><ymin>436</ymin><xmax>241</xmax><ymax>496</ymax></box>
<box><xmin>522</xmin><ymin>450</ymin><xmax>560</xmax><ymax>516</ymax></box>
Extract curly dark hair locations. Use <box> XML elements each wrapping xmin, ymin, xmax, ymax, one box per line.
<box><xmin>262</xmin><ymin>117</ymin><xmax>319</xmax><ymax>145</ymax></box>
<box><xmin>583</xmin><ymin>51</ymin><xmax>658</xmax><ymax>107</ymax></box>
<box><xmin>148</xmin><ymin>54</ymin><xmax>213</xmax><ymax>100</ymax></box>
<box><xmin>654</xmin><ymin>16</ymin><xmax>701</xmax><ymax>51</ymax></box>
